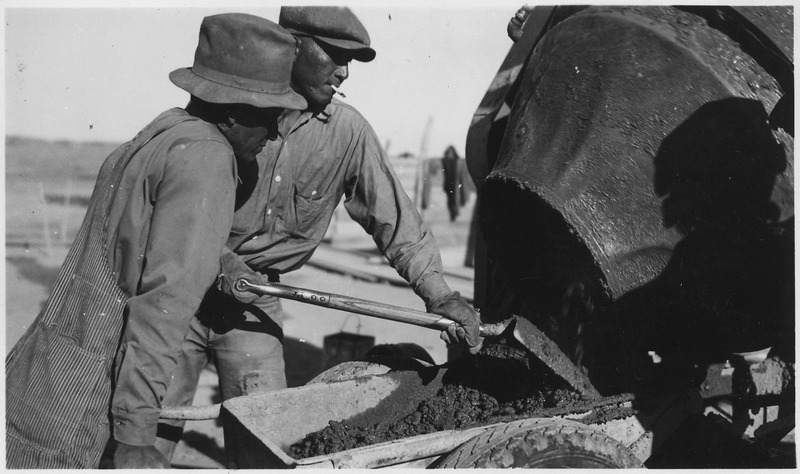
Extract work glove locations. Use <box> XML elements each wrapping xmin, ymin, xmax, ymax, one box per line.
<box><xmin>507</xmin><ymin>5</ymin><xmax>535</xmax><ymax>42</ymax></box>
<box><xmin>110</xmin><ymin>442</ymin><xmax>169</xmax><ymax>469</ymax></box>
<box><xmin>216</xmin><ymin>248</ymin><xmax>266</xmax><ymax>305</ymax></box>
<box><xmin>427</xmin><ymin>292</ymin><xmax>483</xmax><ymax>354</ymax></box>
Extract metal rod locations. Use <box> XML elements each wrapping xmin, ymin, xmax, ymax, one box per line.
<box><xmin>235</xmin><ymin>279</ymin><xmax>507</xmax><ymax>336</ymax></box>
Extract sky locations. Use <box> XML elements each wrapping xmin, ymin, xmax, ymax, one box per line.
<box><xmin>4</xmin><ymin>0</ymin><xmax>530</xmax><ymax>158</ymax></box>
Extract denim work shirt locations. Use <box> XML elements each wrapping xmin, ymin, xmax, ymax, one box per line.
<box><xmin>224</xmin><ymin>99</ymin><xmax>451</xmax><ymax>305</ymax></box>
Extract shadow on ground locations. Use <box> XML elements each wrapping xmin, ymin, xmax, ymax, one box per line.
<box><xmin>285</xmin><ymin>337</ymin><xmax>327</xmax><ymax>387</ymax></box>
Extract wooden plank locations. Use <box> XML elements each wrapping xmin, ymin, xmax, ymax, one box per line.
<box><xmin>309</xmin><ymin>245</ymin><xmax>474</xmax><ymax>302</ymax></box>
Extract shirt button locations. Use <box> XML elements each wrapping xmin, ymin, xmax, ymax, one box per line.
<box><xmin>275</xmin><ymin>176</ymin><xmax>282</xmax><ymax>183</ymax></box>
<box><xmin>267</xmin><ymin>208</ymin><xmax>272</xmax><ymax>216</ymax></box>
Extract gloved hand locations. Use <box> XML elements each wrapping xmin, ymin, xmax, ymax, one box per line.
<box><xmin>111</xmin><ymin>442</ymin><xmax>169</xmax><ymax>469</ymax></box>
<box><xmin>217</xmin><ymin>248</ymin><xmax>265</xmax><ymax>305</ymax></box>
<box><xmin>507</xmin><ymin>5</ymin><xmax>535</xmax><ymax>42</ymax></box>
<box><xmin>427</xmin><ymin>292</ymin><xmax>483</xmax><ymax>354</ymax></box>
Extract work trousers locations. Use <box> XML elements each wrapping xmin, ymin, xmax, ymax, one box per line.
<box><xmin>154</xmin><ymin>290</ymin><xmax>286</xmax><ymax>461</ymax></box>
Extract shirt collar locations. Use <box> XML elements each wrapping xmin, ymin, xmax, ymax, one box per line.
<box><xmin>314</xmin><ymin>102</ymin><xmax>334</xmax><ymax>123</ymax></box>
<box><xmin>277</xmin><ymin>102</ymin><xmax>334</xmax><ymax>138</ymax></box>
<box><xmin>277</xmin><ymin>109</ymin><xmax>300</xmax><ymax>138</ymax></box>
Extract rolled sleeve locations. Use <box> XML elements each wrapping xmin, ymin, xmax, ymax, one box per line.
<box><xmin>343</xmin><ymin>126</ymin><xmax>452</xmax><ymax>307</ymax></box>
<box><xmin>112</xmin><ymin>140</ymin><xmax>236</xmax><ymax>445</ymax></box>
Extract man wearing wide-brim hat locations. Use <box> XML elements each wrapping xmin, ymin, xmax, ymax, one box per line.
<box><xmin>5</xmin><ymin>13</ymin><xmax>305</xmax><ymax>469</ymax></box>
<box><xmin>155</xmin><ymin>6</ymin><xmax>483</xmax><ymax>465</ymax></box>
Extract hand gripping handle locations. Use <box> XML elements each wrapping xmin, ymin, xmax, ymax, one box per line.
<box><xmin>235</xmin><ymin>278</ymin><xmax>508</xmax><ymax>336</ymax></box>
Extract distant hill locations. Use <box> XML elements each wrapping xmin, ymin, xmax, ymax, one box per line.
<box><xmin>6</xmin><ymin>135</ymin><xmax>121</xmax><ymax>181</ymax></box>
<box><xmin>4</xmin><ymin>135</ymin><xmax>448</xmax><ymax>191</ymax></box>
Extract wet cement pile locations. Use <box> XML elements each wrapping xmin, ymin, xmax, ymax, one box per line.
<box><xmin>290</xmin><ymin>337</ymin><xmax>634</xmax><ymax>459</ymax></box>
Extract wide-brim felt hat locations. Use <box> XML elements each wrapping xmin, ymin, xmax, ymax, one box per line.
<box><xmin>279</xmin><ymin>6</ymin><xmax>376</xmax><ymax>62</ymax></box>
<box><xmin>170</xmin><ymin>13</ymin><xmax>307</xmax><ymax>110</ymax></box>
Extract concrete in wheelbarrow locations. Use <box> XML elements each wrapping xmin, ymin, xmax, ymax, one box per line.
<box><xmin>220</xmin><ymin>371</ymin><xmax>702</xmax><ymax>469</ymax></box>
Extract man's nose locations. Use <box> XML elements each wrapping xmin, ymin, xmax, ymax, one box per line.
<box><xmin>334</xmin><ymin>63</ymin><xmax>349</xmax><ymax>81</ymax></box>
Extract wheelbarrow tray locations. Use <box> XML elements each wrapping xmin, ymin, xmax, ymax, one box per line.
<box><xmin>220</xmin><ymin>370</ymin><xmax>699</xmax><ymax>469</ymax></box>
<box><xmin>221</xmin><ymin>370</ymin><xmax>490</xmax><ymax>468</ymax></box>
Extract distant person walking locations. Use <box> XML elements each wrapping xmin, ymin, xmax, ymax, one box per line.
<box><xmin>442</xmin><ymin>145</ymin><xmax>471</xmax><ymax>222</ymax></box>
<box><xmin>5</xmin><ymin>14</ymin><xmax>304</xmax><ymax>469</ymax></box>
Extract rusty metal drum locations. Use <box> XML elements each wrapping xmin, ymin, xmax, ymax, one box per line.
<box><xmin>477</xmin><ymin>6</ymin><xmax>794</xmax><ymax>385</ymax></box>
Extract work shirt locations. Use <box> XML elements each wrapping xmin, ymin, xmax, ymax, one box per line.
<box><xmin>108</xmin><ymin>112</ymin><xmax>238</xmax><ymax>445</ymax></box>
<box><xmin>6</xmin><ymin>108</ymin><xmax>237</xmax><ymax>467</ymax></box>
<box><xmin>223</xmin><ymin>99</ymin><xmax>451</xmax><ymax>304</ymax></box>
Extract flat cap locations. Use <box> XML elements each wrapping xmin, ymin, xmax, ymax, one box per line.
<box><xmin>279</xmin><ymin>6</ymin><xmax>376</xmax><ymax>62</ymax></box>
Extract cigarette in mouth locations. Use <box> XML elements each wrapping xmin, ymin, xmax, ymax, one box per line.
<box><xmin>332</xmin><ymin>85</ymin><xmax>346</xmax><ymax>98</ymax></box>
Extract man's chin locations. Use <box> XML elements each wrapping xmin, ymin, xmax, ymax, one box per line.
<box><xmin>306</xmin><ymin>92</ymin><xmax>333</xmax><ymax>110</ymax></box>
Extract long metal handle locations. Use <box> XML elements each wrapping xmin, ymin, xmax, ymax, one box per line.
<box><xmin>235</xmin><ymin>279</ymin><xmax>507</xmax><ymax>336</ymax></box>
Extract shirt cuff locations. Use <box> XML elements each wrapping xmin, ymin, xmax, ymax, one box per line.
<box><xmin>111</xmin><ymin>407</ymin><xmax>160</xmax><ymax>446</ymax></box>
<box><xmin>414</xmin><ymin>273</ymin><xmax>453</xmax><ymax>308</ymax></box>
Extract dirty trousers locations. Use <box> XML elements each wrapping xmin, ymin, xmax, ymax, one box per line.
<box><xmin>154</xmin><ymin>290</ymin><xmax>286</xmax><ymax>460</ymax></box>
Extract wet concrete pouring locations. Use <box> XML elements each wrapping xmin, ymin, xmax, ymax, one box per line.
<box><xmin>290</xmin><ymin>336</ymin><xmax>635</xmax><ymax>459</ymax></box>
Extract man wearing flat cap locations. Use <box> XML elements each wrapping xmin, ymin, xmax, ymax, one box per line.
<box><xmin>5</xmin><ymin>13</ymin><xmax>305</xmax><ymax>469</ymax></box>
<box><xmin>155</xmin><ymin>6</ymin><xmax>483</xmax><ymax>464</ymax></box>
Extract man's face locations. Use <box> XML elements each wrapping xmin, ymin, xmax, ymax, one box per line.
<box><xmin>291</xmin><ymin>36</ymin><xmax>354</xmax><ymax>111</ymax></box>
<box><xmin>222</xmin><ymin>105</ymin><xmax>283</xmax><ymax>163</ymax></box>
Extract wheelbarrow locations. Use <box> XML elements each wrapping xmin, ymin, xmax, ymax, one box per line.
<box><xmin>163</xmin><ymin>364</ymin><xmax>701</xmax><ymax>469</ymax></box>
<box><xmin>161</xmin><ymin>348</ymin><xmax>797</xmax><ymax>468</ymax></box>
<box><xmin>158</xmin><ymin>280</ymin><xmax>792</xmax><ymax>467</ymax></box>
